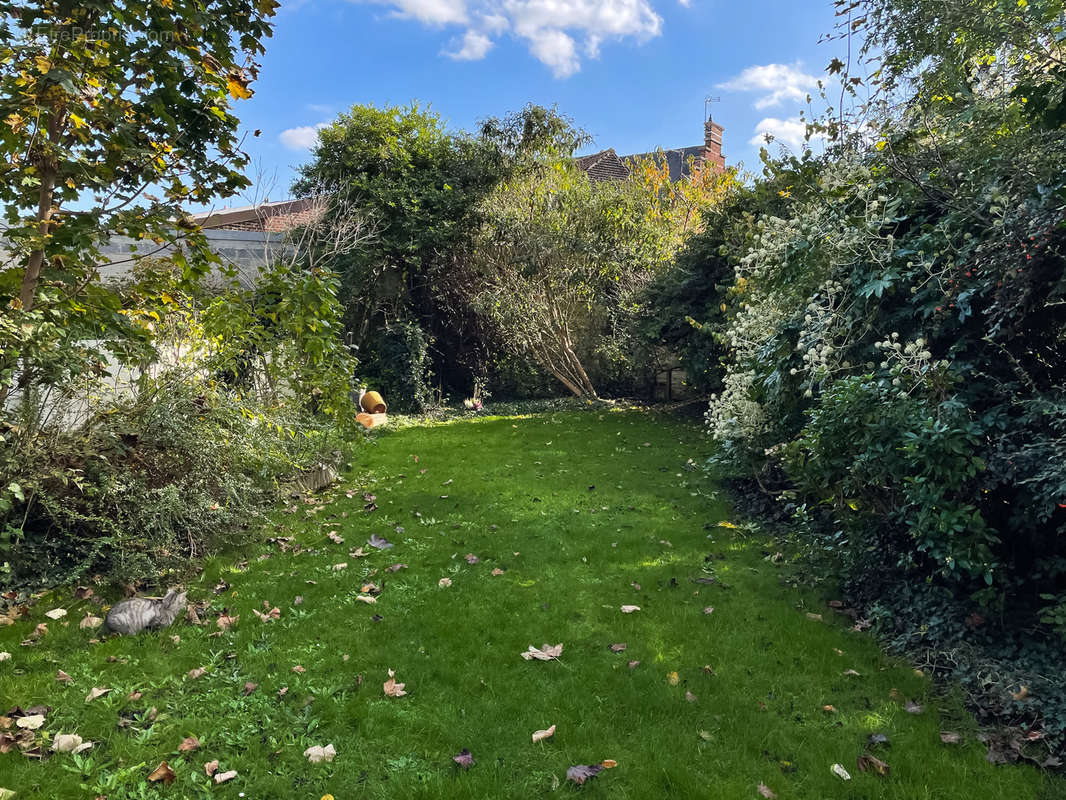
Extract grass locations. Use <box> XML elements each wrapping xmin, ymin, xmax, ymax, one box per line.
<box><xmin>1</xmin><ymin>408</ymin><xmax>1062</xmax><ymax>799</ymax></box>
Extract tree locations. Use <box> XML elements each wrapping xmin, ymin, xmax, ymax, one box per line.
<box><xmin>469</xmin><ymin>147</ymin><xmax>735</xmax><ymax>399</ymax></box>
<box><xmin>0</xmin><ymin>0</ymin><xmax>277</xmax><ymax>400</ymax></box>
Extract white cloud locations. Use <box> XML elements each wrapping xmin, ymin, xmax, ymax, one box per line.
<box><xmin>280</xmin><ymin>122</ymin><xmax>330</xmax><ymax>151</ymax></box>
<box><xmin>527</xmin><ymin>28</ymin><xmax>580</xmax><ymax>77</ymax></box>
<box><xmin>718</xmin><ymin>63</ymin><xmax>818</xmax><ymax>110</ymax></box>
<box><xmin>361</xmin><ymin>0</ymin><xmax>661</xmax><ymax>76</ymax></box>
<box><xmin>447</xmin><ymin>29</ymin><xmax>495</xmax><ymax>60</ymax></box>
<box><xmin>748</xmin><ymin>116</ymin><xmax>812</xmax><ymax>150</ymax></box>
<box><xmin>384</xmin><ymin>0</ymin><xmax>468</xmax><ymax>25</ymax></box>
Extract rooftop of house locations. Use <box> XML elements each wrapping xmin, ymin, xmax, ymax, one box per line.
<box><xmin>189</xmin><ymin>197</ymin><xmax>324</xmax><ymax>232</ymax></box>
<box><xmin>576</xmin><ymin>119</ymin><xmax>726</xmax><ymax>183</ymax></box>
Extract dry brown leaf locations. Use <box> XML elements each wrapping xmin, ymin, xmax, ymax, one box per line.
<box><xmin>520</xmin><ymin>643</ymin><xmax>563</xmax><ymax>661</ymax></box>
<box><xmin>601</xmin><ymin>759</ymin><xmax>618</xmax><ymax>768</ymax></box>
<box><xmin>491</xmin><ymin>568</ymin><xmax>505</xmax><ymax>576</ymax></box>
<box><xmin>79</xmin><ymin>615</ymin><xmax>103</xmax><ymax>630</ymax></box>
<box><xmin>127</xmin><ymin>690</ymin><xmax>142</xmax><ymax>701</ymax></box>
<box><xmin>356</xmin><ymin>595</ymin><xmax>377</xmax><ymax>604</ymax></box>
<box><xmin>856</xmin><ymin>754</ymin><xmax>890</xmax><ymax>777</ymax></box>
<box><xmin>292</xmin><ymin>665</ymin><xmax>306</xmax><ymax>673</ymax></box>
<box><xmin>214</xmin><ymin>770</ymin><xmax>238</xmax><ymax>784</ymax></box>
<box><xmin>205</xmin><ymin>759</ymin><xmax>219</xmax><ymax>776</ymax></box>
<box><xmin>608</xmin><ymin>643</ymin><xmax>627</xmax><ymax>653</ymax></box>
<box><xmin>56</xmin><ymin>669</ymin><xmax>72</xmax><ymax>683</ymax></box>
<box><xmin>620</xmin><ymin>605</ymin><xmax>640</xmax><ymax>613</ymax></box>
<box><xmin>85</xmin><ymin>687</ymin><xmax>110</xmax><ymax>703</ymax></box>
<box><xmin>186</xmin><ymin>668</ymin><xmax>206</xmax><ymax>680</ymax></box>
<box><xmin>438</xmin><ymin>577</ymin><xmax>452</xmax><ymax>587</ymax></box>
<box><xmin>940</xmin><ymin>731</ymin><xmax>961</xmax><ymax>744</ymax></box>
<box><xmin>532</xmin><ymin>724</ymin><xmax>556</xmax><ymax>743</ymax></box>
<box><xmin>178</xmin><ymin>736</ymin><xmax>199</xmax><ymax>752</ymax></box>
<box><xmin>216</xmin><ymin>613</ymin><xmax>238</xmax><ymax>631</ymax></box>
<box><xmin>453</xmin><ymin>748</ymin><xmax>475</xmax><ymax>769</ymax></box>
<box><xmin>252</xmin><ymin>607</ymin><xmax>281</xmax><ymax>622</ymax></box>
<box><xmin>685</xmin><ymin>691</ymin><xmax>698</xmax><ymax>703</ymax></box>
<box><xmin>148</xmin><ymin>761</ymin><xmax>175</xmax><ymax>785</ymax></box>
<box><xmin>242</xmin><ymin>682</ymin><xmax>258</xmax><ymax>696</ymax></box>
<box><xmin>843</xmin><ymin>669</ymin><xmax>861</xmax><ymax>676</ymax></box>
<box><xmin>327</xmin><ymin>532</ymin><xmax>344</xmax><ymax>544</ymax></box>
<box><xmin>806</xmin><ymin>612</ymin><xmax>823</xmax><ymax>621</ymax></box>
<box><xmin>757</xmin><ymin>782</ymin><xmax>777</xmax><ymax>798</ymax></box>
<box><xmin>628</xmin><ymin>660</ymin><xmax>640</xmax><ymax>669</ymax></box>
<box><xmin>44</xmin><ymin>608</ymin><xmax>67</xmax><ymax>620</ymax></box>
<box><xmin>52</xmin><ymin>733</ymin><xmax>91</xmax><ymax>753</ymax></box>
<box><xmin>332</xmin><ymin>562</ymin><xmax>348</xmax><ymax>571</ymax></box>
<box><xmin>16</xmin><ymin>715</ymin><xmax>44</xmax><ymax>730</ymax></box>
<box><xmin>383</xmin><ymin>668</ymin><xmax>407</xmax><ymax>697</ymax></box>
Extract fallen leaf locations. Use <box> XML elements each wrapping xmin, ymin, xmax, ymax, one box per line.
<box><xmin>857</xmin><ymin>753</ymin><xmax>890</xmax><ymax>776</ymax></box>
<box><xmin>214</xmin><ymin>770</ymin><xmax>238</xmax><ymax>784</ymax></box>
<box><xmin>627</xmin><ymin>660</ymin><xmax>640</xmax><ymax>669</ymax></box>
<box><xmin>205</xmin><ymin>759</ymin><xmax>219</xmax><ymax>776</ymax></box>
<box><xmin>703</xmin><ymin>606</ymin><xmax>715</xmax><ymax>615</ymax></box>
<box><xmin>216</xmin><ymin>613</ymin><xmax>238</xmax><ymax>631</ymax></box>
<box><xmin>253</xmin><ymin>607</ymin><xmax>281</xmax><ymax>622</ymax></box>
<box><xmin>242</xmin><ymin>682</ymin><xmax>258</xmax><ymax>696</ymax></box>
<box><xmin>532</xmin><ymin>724</ymin><xmax>556</xmax><ymax>743</ymax></box>
<box><xmin>491</xmin><ymin>568</ymin><xmax>505</xmax><ymax>576</ymax></box>
<box><xmin>567</xmin><ymin>764</ymin><xmax>604</xmax><ymax>785</ymax></box>
<box><xmin>831</xmin><ymin>763</ymin><xmax>851</xmax><ymax>781</ymax></box>
<box><xmin>940</xmin><ymin>731</ymin><xmax>961</xmax><ymax>744</ymax></box>
<box><xmin>292</xmin><ymin>665</ymin><xmax>306</xmax><ymax>673</ymax></box>
<box><xmin>386</xmin><ymin>563</ymin><xmax>408</xmax><ymax>572</ymax></box>
<box><xmin>52</xmin><ymin>733</ymin><xmax>91</xmax><ymax>753</ymax></box>
<box><xmin>368</xmin><ymin>534</ymin><xmax>393</xmax><ymax>550</ymax></box>
<box><xmin>186</xmin><ymin>668</ymin><xmax>206</xmax><ymax>680</ymax></box>
<box><xmin>464</xmin><ymin>553</ymin><xmax>480</xmax><ymax>564</ymax></box>
<box><xmin>356</xmin><ymin>595</ymin><xmax>377</xmax><ymax>604</ymax></box>
<box><xmin>601</xmin><ymin>759</ymin><xmax>618</xmax><ymax>768</ymax></box>
<box><xmin>85</xmin><ymin>687</ymin><xmax>110</xmax><ymax>703</ymax></box>
<box><xmin>350</xmin><ymin>548</ymin><xmax>369</xmax><ymax>558</ymax></box>
<box><xmin>666</xmin><ymin>671</ymin><xmax>680</xmax><ymax>686</ymax></box>
<box><xmin>56</xmin><ymin>669</ymin><xmax>72</xmax><ymax>683</ymax></box>
<box><xmin>521</xmin><ymin>643</ymin><xmax>563</xmax><ymax>661</ymax></box>
<box><xmin>44</xmin><ymin>608</ymin><xmax>67</xmax><ymax>620</ymax></box>
<box><xmin>304</xmin><ymin>744</ymin><xmax>337</xmax><ymax>763</ymax></box>
<box><xmin>453</xmin><ymin>748</ymin><xmax>475</xmax><ymax>769</ymax></box>
<box><xmin>148</xmin><ymin>761</ymin><xmax>175</xmax><ymax>785</ymax></box>
<box><xmin>438</xmin><ymin>577</ymin><xmax>452</xmax><ymax>588</ymax></box>
<box><xmin>178</xmin><ymin>736</ymin><xmax>199</xmax><ymax>752</ymax></box>
<box><xmin>327</xmin><ymin>532</ymin><xmax>344</xmax><ymax>544</ymax></box>
<box><xmin>758</xmin><ymin>782</ymin><xmax>777</xmax><ymax>798</ymax></box>
<box><xmin>383</xmin><ymin>668</ymin><xmax>407</xmax><ymax>697</ymax></box>
<box><xmin>278</xmin><ymin>687</ymin><xmax>289</xmax><ymax>698</ymax></box>
<box><xmin>685</xmin><ymin>691</ymin><xmax>698</xmax><ymax>703</ymax></box>
<box><xmin>31</xmin><ymin>623</ymin><xmax>47</xmax><ymax>638</ymax></box>
<box><xmin>843</xmin><ymin>669</ymin><xmax>861</xmax><ymax>677</ymax></box>
<box><xmin>620</xmin><ymin>605</ymin><xmax>640</xmax><ymax>613</ymax></box>
<box><xmin>332</xmin><ymin>563</ymin><xmax>348</xmax><ymax>571</ymax></box>
<box><xmin>74</xmin><ymin>586</ymin><xmax>94</xmax><ymax>600</ymax></box>
<box><xmin>127</xmin><ymin>690</ymin><xmax>143</xmax><ymax>701</ymax></box>
<box><xmin>904</xmin><ymin>700</ymin><xmax>924</xmax><ymax>714</ymax></box>
<box><xmin>16</xmin><ymin>715</ymin><xmax>44</xmax><ymax>730</ymax></box>
<box><xmin>806</xmin><ymin>612</ymin><xmax>823</xmax><ymax>621</ymax></box>
<box><xmin>609</xmin><ymin>643</ymin><xmax>627</xmax><ymax>653</ymax></box>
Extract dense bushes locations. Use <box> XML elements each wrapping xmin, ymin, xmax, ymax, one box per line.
<box><xmin>664</xmin><ymin>0</ymin><xmax>1066</xmax><ymax>761</ymax></box>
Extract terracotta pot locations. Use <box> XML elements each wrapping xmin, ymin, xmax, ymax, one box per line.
<box><xmin>360</xmin><ymin>391</ymin><xmax>387</xmax><ymax>414</ymax></box>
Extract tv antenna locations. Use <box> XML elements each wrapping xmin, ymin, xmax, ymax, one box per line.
<box><xmin>704</xmin><ymin>96</ymin><xmax>720</xmax><ymax>122</ymax></box>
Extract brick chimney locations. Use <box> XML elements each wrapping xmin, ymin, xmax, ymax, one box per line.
<box><xmin>704</xmin><ymin>119</ymin><xmax>725</xmax><ymax>169</ymax></box>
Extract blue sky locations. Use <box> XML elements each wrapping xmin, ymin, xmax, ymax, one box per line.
<box><xmin>230</xmin><ymin>0</ymin><xmax>847</xmax><ymax>203</ymax></box>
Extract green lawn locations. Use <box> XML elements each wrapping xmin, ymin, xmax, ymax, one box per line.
<box><xmin>1</xmin><ymin>408</ymin><xmax>1061</xmax><ymax>798</ymax></box>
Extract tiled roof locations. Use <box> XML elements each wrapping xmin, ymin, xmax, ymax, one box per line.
<box><xmin>623</xmin><ymin>146</ymin><xmax>707</xmax><ymax>182</ymax></box>
<box><xmin>575</xmin><ymin>149</ymin><xmax>631</xmax><ymax>182</ymax></box>
<box><xmin>189</xmin><ymin>198</ymin><xmax>323</xmax><ymax>232</ymax></box>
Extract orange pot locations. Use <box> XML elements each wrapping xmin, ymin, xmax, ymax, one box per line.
<box><xmin>360</xmin><ymin>391</ymin><xmax>387</xmax><ymax>414</ymax></box>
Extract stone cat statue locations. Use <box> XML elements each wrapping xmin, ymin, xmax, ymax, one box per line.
<box><xmin>104</xmin><ymin>589</ymin><xmax>187</xmax><ymax>635</ymax></box>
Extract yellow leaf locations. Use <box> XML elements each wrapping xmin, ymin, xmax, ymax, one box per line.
<box><xmin>227</xmin><ymin>78</ymin><xmax>252</xmax><ymax>100</ymax></box>
<box><xmin>68</xmin><ymin>113</ymin><xmax>87</xmax><ymax>129</ymax></box>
